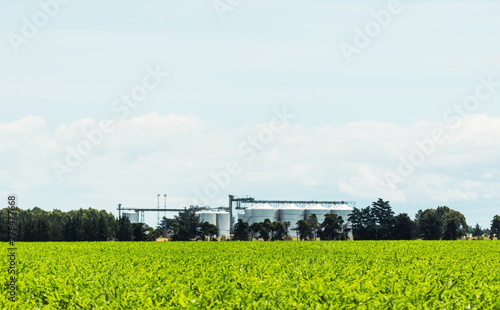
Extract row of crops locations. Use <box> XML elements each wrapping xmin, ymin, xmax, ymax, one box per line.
<box><xmin>2</xmin><ymin>241</ymin><xmax>499</xmax><ymax>309</ymax></box>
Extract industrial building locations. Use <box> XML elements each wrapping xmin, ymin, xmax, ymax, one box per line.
<box><xmin>230</xmin><ymin>195</ymin><xmax>355</xmax><ymax>235</ymax></box>
<box><xmin>118</xmin><ymin>195</ymin><xmax>355</xmax><ymax>239</ymax></box>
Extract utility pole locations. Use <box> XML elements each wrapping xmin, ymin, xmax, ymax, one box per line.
<box><xmin>157</xmin><ymin>194</ymin><xmax>160</xmax><ymax>224</ymax></box>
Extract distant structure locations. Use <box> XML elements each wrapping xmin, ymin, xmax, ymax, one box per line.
<box><xmin>117</xmin><ymin>197</ymin><xmax>231</xmax><ymax>238</ymax></box>
<box><xmin>122</xmin><ymin>211</ymin><xmax>139</xmax><ymax>223</ymax></box>
<box><xmin>196</xmin><ymin>210</ymin><xmax>231</xmax><ymax>239</ymax></box>
<box><xmin>118</xmin><ymin>194</ymin><xmax>355</xmax><ymax>239</ymax></box>
<box><xmin>117</xmin><ymin>194</ymin><xmax>183</xmax><ymax>224</ymax></box>
<box><xmin>229</xmin><ymin>195</ymin><xmax>356</xmax><ymax>234</ymax></box>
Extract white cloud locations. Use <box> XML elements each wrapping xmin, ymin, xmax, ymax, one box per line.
<box><xmin>2</xmin><ymin>112</ymin><xmax>500</xmax><ymax>226</ymax></box>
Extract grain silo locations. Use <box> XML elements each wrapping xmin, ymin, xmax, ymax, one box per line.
<box><xmin>278</xmin><ymin>204</ymin><xmax>304</xmax><ymax>234</ymax></box>
<box><xmin>305</xmin><ymin>204</ymin><xmax>331</xmax><ymax>223</ymax></box>
<box><xmin>215</xmin><ymin>212</ymin><xmax>230</xmax><ymax>238</ymax></box>
<box><xmin>198</xmin><ymin>211</ymin><xmax>218</xmax><ymax>226</ymax></box>
<box><xmin>123</xmin><ymin>211</ymin><xmax>138</xmax><ymax>223</ymax></box>
<box><xmin>242</xmin><ymin>207</ymin><xmax>252</xmax><ymax>224</ymax></box>
<box><xmin>330</xmin><ymin>204</ymin><xmax>354</xmax><ymax>222</ymax></box>
<box><xmin>248</xmin><ymin>204</ymin><xmax>277</xmax><ymax>225</ymax></box>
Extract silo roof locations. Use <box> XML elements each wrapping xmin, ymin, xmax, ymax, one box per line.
<box><xmin>278</xmin><ymin>203</ymin><xmax>301</xmax><ymax>209</ymax></box>
<box><xmin>304</xmin><ymin>204</ymin><xmax>328</xmax><ymax>210</ymax></box>
<box><xmin>197</xmin><ymin>210</ymin><xmax>218</xmax><ymax>214</ymax></box>
<box><xmin>330</xmin><ymin>204</ymin><xmax>354</xmax><ymax>211</ymax></box>
<box><xmin>248</xmin><ymin>203</ymin><xmax>274</xmax><ymax>210</ymax></box>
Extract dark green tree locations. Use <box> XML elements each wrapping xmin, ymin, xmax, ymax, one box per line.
<box><xmin>249</xmin><ymin>222</ymin><xmax>262</xmax><ymax>240</ymax></box>
<box><xmin>132</xmin><ymin>223</ymin><xmax>149</xmax><ymax>241</ymax></box>
<box><xmin>260</xmin><ymin>219</ymin><xmax>273</xmax><ymax>241</ymax></box>
<box><xmin>46</xmin><ymin>209</ymin><xmax>66</xmax><ymax>241</ymax></box>
<box><xmin>371</xmin><ymin>198</ymin><xmax>395</xmax><ymax>240</ymax></box>
<box><xmin>170</xmin><ymin>208</ymin><xmax>200</xmax><ymax>241</ymax></box>
<box><xmin>272</xmin><ymin>221</ymin><xmax>285</xmax><ymax>241</ymax></box>
<box><xmin>116</xmin><ymin>216</ymin><xmax>133</xmax><ymax>241</ymax></box>
<box><xmin>319</xmin><ymin>213</ymin><xmax>344</xmax><ymax>240</ymax></box>
<box><xmin>282</xmin><ymin>221</ymin><xmax>291</xmax><ymax>238</ymax></box>
<box><xmin>233</xmin><ymin>219</ymin><xmax>249</xmax><ymax>241</ymax></box>
<box><xmin>472</xmin><ymin>223</ymin><xmax>483</xmax><ymax>237</ymax></box>
<box><xmin>349</xmin><ymin>206</ymin><xmax>377</xmax><ymax>240</ymax></box>
<box><xmin>438</xmin><ymin>207</ymin><xmax>467</xmax><ymax>240</ymax></box>
<box><xmin>171</xmin><ymin>222</ymin><xmax>190</xmax><ymax>241</ymax></box>
<box><xmin>392</xmin><ymin>213</ymin><xmax>415</xmax><ymax>240</ymax></box>
<box><xmin>158</xmin><ymin>217</ymin><xmax>175</xmax><ymax>237</ymax></box>
<box><xmin>349</xmin><ymin>199</ymin><xmax>399</xmax><ymax>240</ymax></box>
<box><xmin>98</xmin><ymin>210</ymin><xmax>116</xmax><ymax>241</ymax></box>
<box><xmin>490</xmin><ymin>215</ymin><xmax>500</xmax><ymax>239</ymax></box>
<box><xmin>199</xmin><ymin>221</ymin><xmax>218</xmax><ymax>241</ymax></box>
<box><xmin>415</xmin><ymin>207</ymin><xmax>467</xmax><ymax>240</ymax></box>
<box><xmin>295</xmin><ymin>220</ymin><xmax>310</xmax><ymax>241</ymax></box>
<box><xmin>415</xmin><ymin>209</ymin><xmax>442</xmax><ymax>240</ymax></box>
<box><xmin>0</xmin><ymin>208</ymin><xmax>9</xmax><ymax>241</ymax></box>
<box><xmin>147</xmin><ymin>228</ymin><xmax>162</xmax><ymax>241</ymax></box>
<box><xmin>306</xmin><ymin>214</ymin><xmax>319</xmax><ymax>240</ymax></box>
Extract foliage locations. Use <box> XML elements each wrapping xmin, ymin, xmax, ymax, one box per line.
<box><xmin>0</xmin><ymin>207</ymin><xmax>117</xmax><ymax>242</ymax></box>
<box><xmin>349</xmin><ymin>199</ymin><xmax>403</xmax><ymax>240</ymax></box>
<box><xmin>491</xmin><ymin>215</ymin><xmax>500</xmax><ymax>239</ymax></box>
<box><xmin>272</xmin><ymin>221</ymin><xmax>286</xmax><ymax>241</ymax></box>
<box><xmin>318</xmin><ymin>213</ymin><xmax>344</xmax><ymax>240</ymax></box>
<box><xmin>472</xmin><ymin>223</ymin><xmax>483</xmax><ymax>237</ymax></box>
<box><xmin>170</xmin><ymin>209</ymin><xmax>200</xmax><ymax>241</ymax></box>
<box><xmin>294</xmin><ymin>220</ymin><xmax>310</xmax><ymax>241</ymax></box>
<box><xmin>115</xmin><ymin>216</ymin><xmax>133</xmax><ymax>241</ymax></box>
<box><xmin>415</xmin><ymin>207</ymin><xmax>467</xmax><ymax>240</ymax></box>
<box><xmin>249</xmin><ymin>222</ymin><xmax>262</xmax><ymax>240</ymax></box>
<box><xmin>198</xmin><ymin>221</ymin><xmax>218</xmax><ymax>241</ymax></box>
<box><xmin>1</xmin><ymin>241</ymin><xmax>499</xmax><ymax>309</ymax></box>
<box><xmin>392</xmin><ymin>213</ymin><xmax>416</xmax><ymax>240</ymax></box>
<box><xmin>158</xmin><ymin>217</ymin><xmax>175</xmax><ymax>236</ymax></box>
<box><xmin>233</xmin><ymin>219</ymin><xmax>250</xmax><ymax>241</ymax></box>
<box><xmin>167</xmin><ymin>209</ymin><xmax>220</xmax><ymax>241</ymax></box>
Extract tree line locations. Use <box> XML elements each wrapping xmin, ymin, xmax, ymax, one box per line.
<box><xmin>2</xmin><ymin>203</ymin><xmax>499</xmax><ymax>242</ymax></box>
<box><xmin>0</xmin><ymin>207</ymin><xmax>161</xmax><ymax>242</ymax></box>
<box><xmin>229</xmin><ymin>199</ymin><xmax>499</xmax><ymax>241</ymax></box>
<box><xmin>346</xmin><ymin>199</ymin><xmax>499</xmax><ymax>240</ymax></box>
<box><xmin>349</xmin><ymin>198</ymin><xmax>467</xmax><ymax>240</ymax></box>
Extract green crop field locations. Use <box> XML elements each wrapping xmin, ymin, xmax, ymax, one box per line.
<box><xmin>2</xmin><ymin>241</ymin><xmax>499</xmax><ymax>309</ymax></box>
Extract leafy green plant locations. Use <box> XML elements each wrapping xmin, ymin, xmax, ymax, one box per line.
<box><xmin>1</xmin><ymin>241</ymin><xmax>499</xmax><ymax>309</ymax></box>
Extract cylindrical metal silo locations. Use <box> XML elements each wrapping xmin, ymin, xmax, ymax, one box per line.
<box><xmin>278</xmin><ymin>204</ymin><xmax>304</xmax><ymax>236</ymax></box>
<box><xmin>215</xmin><ymin>212</ymin><xmax>230</xmax><ymax>238</ymax></box>
<box><xmin>198</xmin><ymin>211</ymin><xmax>217</xmax><ymax>226</ymax></box>
<box><xmin>248</xmin><ymin>204</ymin><xmax>277</xmax><ymax>225</ymax></box>
<box><xmin>305</xmin><ymin>204</ymin><xmax>331</xmax><ymax>224</ymax></box>
<box><xmin>123</xmin><ymin>211</ymin><xmax>138</xmax><ymax>223</ymax></box>
<box><xmin>330</xmin><ymin>204</ymin><xmax>354</xmax><ymax>222</ymax></box>
<box><xmin>242</xmin><ymin>207</ymin><xmax>253</xmax><ymax>223</ymax></box>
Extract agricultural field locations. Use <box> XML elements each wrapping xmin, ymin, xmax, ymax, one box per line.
<box><xmin>1</xmin><ymin>241</ymin><xmax>499</xmax><ymax>309</ymax></box>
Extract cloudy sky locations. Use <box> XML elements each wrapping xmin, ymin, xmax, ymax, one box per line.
<box><xmin>1</xmin><ymin>0</ymin><xmax>499</xmax><ymax>228</ymax></box>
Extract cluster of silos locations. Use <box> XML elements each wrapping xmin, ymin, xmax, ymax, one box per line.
<box><xmin>198</xmin><ymin>211</ymin><xmax>231</xmax><ymax>238</ymax></box>
<box><xmin>304</xmin><ymin>204</ymin><xmax>331</xmax><ymax>221</ymax></box>
<box><xmin>239</xmin><ymin>203</ymin><xmax>354</xmax><ymax>236</ymax></box>
<box><xmin>122</xmin><ymin>211</ymin><xmax>139</xmax><ymax>223</ymax></box>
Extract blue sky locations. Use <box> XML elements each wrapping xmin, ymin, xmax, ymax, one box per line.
<box><xmin>1</xmin><ymin>0</ymin><xmax>499</xmax><ymax>228</ymax></box>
